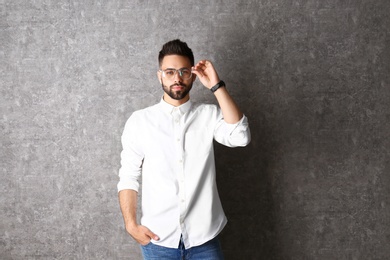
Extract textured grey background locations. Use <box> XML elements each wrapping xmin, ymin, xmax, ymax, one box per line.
<box><xmin>1</xmin><ymin>0</ymin><xmax>390</xmax><ymax>259</ymax></box>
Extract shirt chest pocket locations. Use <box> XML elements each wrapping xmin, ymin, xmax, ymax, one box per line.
<box><xmin>184</xmin><ymin>129</ymin><xmax>213</xmax><ymax>156</ymax></box>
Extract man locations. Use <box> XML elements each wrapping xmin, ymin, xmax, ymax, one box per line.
<box><xmin>118</xmin><ymin>39</ymin><xmax>251</xmax><ymax>259</ymax></box>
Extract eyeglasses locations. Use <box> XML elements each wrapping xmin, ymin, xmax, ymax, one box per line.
<box><xmin>159</xmin><ymin>68</ymin><xmax>192</xmax><ymax>80</ymax></box>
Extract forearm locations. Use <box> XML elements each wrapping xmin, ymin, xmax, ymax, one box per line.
<box><xmin>192</xmin><ymin>60</ymin><xmax>244</xmax><ymax>124</ymax></box>
<box><xmin>119</xmin><ymin>189</ymin><xmax>159</xmax><ymax>244</ymax></box>
<box><xmin>119</xmin><ymin>189</ymin><xmax>138</xmax><ymax>229</ymax></box>
<box><xmin>213</xmin><ymin>86</ymin><xmax>243</xmax><ymax>124</ymax></box>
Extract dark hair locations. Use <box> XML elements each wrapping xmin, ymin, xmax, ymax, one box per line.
<box><xmin>158</xmin><ymin>39</ymin><xmax>194</xmax><ymax>67</ymax></box>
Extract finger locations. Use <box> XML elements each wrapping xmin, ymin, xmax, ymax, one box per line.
<box><xmin>139</xmin><ymin>239</ymin><xmax>151</xmax><ymax>246</ymax></box>
<box><xmin>193</xmin><ymin>66</ymin><xmax>208</xmax><ymax>77</ymax></box>
<box><xmin>204</xmin><ymin>61</ymin><xmax>215</xmax><ymax>71</ymax></box>
<box><xmin>137</xmin><ymin>233</ymin><xmax>153</xmax><ymax>245</ymax></box>
<box><xmin>145</xmin><ymin>230</ymin><xmax>160</xmax><ymax>241</ymax></box>
<box><xmin>195</xmin><ymin>60</ymin><xmax>208</xmax><ymax>67</ymax></box>
<box><xmin>198</xmin><ymin>60</ymin><xmax>213</xmax><ymax>68</ymax></box>
<box><xmin>196</xmin><ymin>64</ymin><xmax>213</xmax><ymax>74</ymax></box>
<box><xmin>191</xmin><ymin>68</ymin><xmax>205</xmax><ymax>78</ymax></box>
<box><xmin>193</xmin><ymin>63</ymin><xmax>206</xmax><ymax>71</ymax></box>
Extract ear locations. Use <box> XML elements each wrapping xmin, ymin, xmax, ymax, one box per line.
<box><xmin>157</xmin><ymin>71</ymin><xmax>162</xmax><ymax>84</ymax></box>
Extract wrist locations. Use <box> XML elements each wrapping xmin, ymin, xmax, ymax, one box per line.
<box><xmin>210</xmin><ymin>80</ymin><xmax>225</xmax><ymax>93</ymax></box>
<box><xmin>125</xmin><ymin>221</ymin><xmax>138</xmax><ymax>231</ymax></box>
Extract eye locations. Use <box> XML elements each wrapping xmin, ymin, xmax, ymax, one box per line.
<box><xmin>181</xmin><ymin>69</ymin><xmax>191</xmax><ymax>76</ymax></box>
<box><xmin>164</xmin><ymin>70</ymin><xmax>175</xmax><ymax>76</ymax></box>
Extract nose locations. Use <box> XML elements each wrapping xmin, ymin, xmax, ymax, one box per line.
<box><xmin>173</xmin><ymin>70</ymin><xmax>183</xmax><ymax>82</ymax></box>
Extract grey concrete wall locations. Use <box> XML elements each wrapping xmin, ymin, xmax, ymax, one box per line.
<box><xmin>1</xmin><ymin>0</ymin><xmax>389</xmax><ymax>259</ymax></box>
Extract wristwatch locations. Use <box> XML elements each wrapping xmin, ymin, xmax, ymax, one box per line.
<box><xmin>210</xmin><ymin>80</ymin><xmax>225</xmax><ymax>93</ymax></box>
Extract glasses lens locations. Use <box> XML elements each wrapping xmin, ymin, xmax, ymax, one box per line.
<box><xmin>162</xmin><ymin>69</ymin><xmax>191</xmax><ymax>79</ymax></box>
<box><xmin>179</xmin><ymin>69</ymin><xmax>191</xmax><ymax>79</ymax></box>
<box><xmin>163</xmin><ymin>69</ymin><xmax>175</xmax><ymax>79</ymax></box>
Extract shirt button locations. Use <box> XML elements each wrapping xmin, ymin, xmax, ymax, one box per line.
<box><xmin>179</xmin><ymin>159</ymin><xmax>183</xmax><ymax>163</ymax></box>
<box><xmin>177</xmin><ymin>138</ymin><xmax>180</xmax><ymax>142</ymax></box>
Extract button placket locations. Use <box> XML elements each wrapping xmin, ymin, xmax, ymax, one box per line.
<box><xmin>172</xmin><ymin>108</ymin><xmax>186</xmax><ymax>220</ymax></box>
<box><xmin>172</xmin><ymin>108</ymin><xmax>182</xmax><ymax>162</ymax></box>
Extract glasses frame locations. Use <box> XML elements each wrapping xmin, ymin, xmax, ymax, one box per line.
<box><xmin>158</xmin><ymin>68</ymin><xmax>193</xmax><ymax>80</ymax></box>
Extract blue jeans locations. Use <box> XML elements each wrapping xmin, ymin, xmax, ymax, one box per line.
<box><xmin>140</xmin><ymin>236</ymin><xmax>224</xmax><ymax>260</ymax></box>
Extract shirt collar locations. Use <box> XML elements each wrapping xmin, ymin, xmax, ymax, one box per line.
<box><xmin>159</xmin><ymin>97</ymin><xmax>192</xmax><ymax>116</ymax></box>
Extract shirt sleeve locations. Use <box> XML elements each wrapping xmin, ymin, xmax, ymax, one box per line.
<box><xmin>117</xmin><ymin>113</ymin><xmax>144</xmax><ymax>192</ymax></box>
<box><xmin>213</xmin><ymin>112</ymin><xmax>251</xmax><ymax>147</ymax></box>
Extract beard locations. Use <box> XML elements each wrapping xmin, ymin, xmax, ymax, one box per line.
<box><xmin>161</xmin><ymin>80</ymin><xmax>193</xmax><ymax>100</ymax></box>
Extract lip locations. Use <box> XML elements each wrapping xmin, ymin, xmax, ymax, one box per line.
<box><xmin>171</xmin><ymin>85</ymin><xmax>184</xmax><ymax>91</ymax></box>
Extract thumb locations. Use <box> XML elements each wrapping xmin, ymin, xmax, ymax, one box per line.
<box><xmin>191</xmin><ymin>68</ymin><xmax>203</xmax><ymax>78</ymax></box>
<box><xmin>191</xmin><ymin>69</ymin><xmax>211</xmax><ymax>88</ymax></box>
<box><xmin>146</xmin><ymin>230</ymin><xmax>160</xmax><ymax>241</ymax></box>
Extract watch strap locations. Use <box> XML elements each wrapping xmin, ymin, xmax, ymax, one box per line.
<box><xmin>210</xmin><ymin>80</ymin><xmax>225</xmax><ymax>93</ymax></box>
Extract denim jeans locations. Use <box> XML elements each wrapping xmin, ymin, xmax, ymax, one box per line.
<box><xmin>140</xmin><ymin>236</ymin><xmax>224</xmax><ymax>260</ymax></box>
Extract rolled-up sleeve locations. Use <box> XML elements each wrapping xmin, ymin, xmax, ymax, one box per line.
<box><xmin>117</xmin><ymin>113</ymin><xmax>144</xmax><ymax>192</ymax></box>
<box><xmin>214</xmin><ymin>114</ymin><xmax>251</xmax><ymax>147</ymax></box>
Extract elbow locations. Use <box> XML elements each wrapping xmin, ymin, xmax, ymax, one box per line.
<box><xmin>229</xmin><ymin>129</ymin><xmax>251</xmax><ymax>147</ymax></box>
<box><xmin>242</xmin><ymin>132</ymin><xmax>251</xmax><ymax>146</ymax></box>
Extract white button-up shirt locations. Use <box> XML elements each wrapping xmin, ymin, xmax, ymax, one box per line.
<box><xmin>118</xmin><ymin>98</ymin><xmax>251</xmax><ymax>249</ymax></box>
